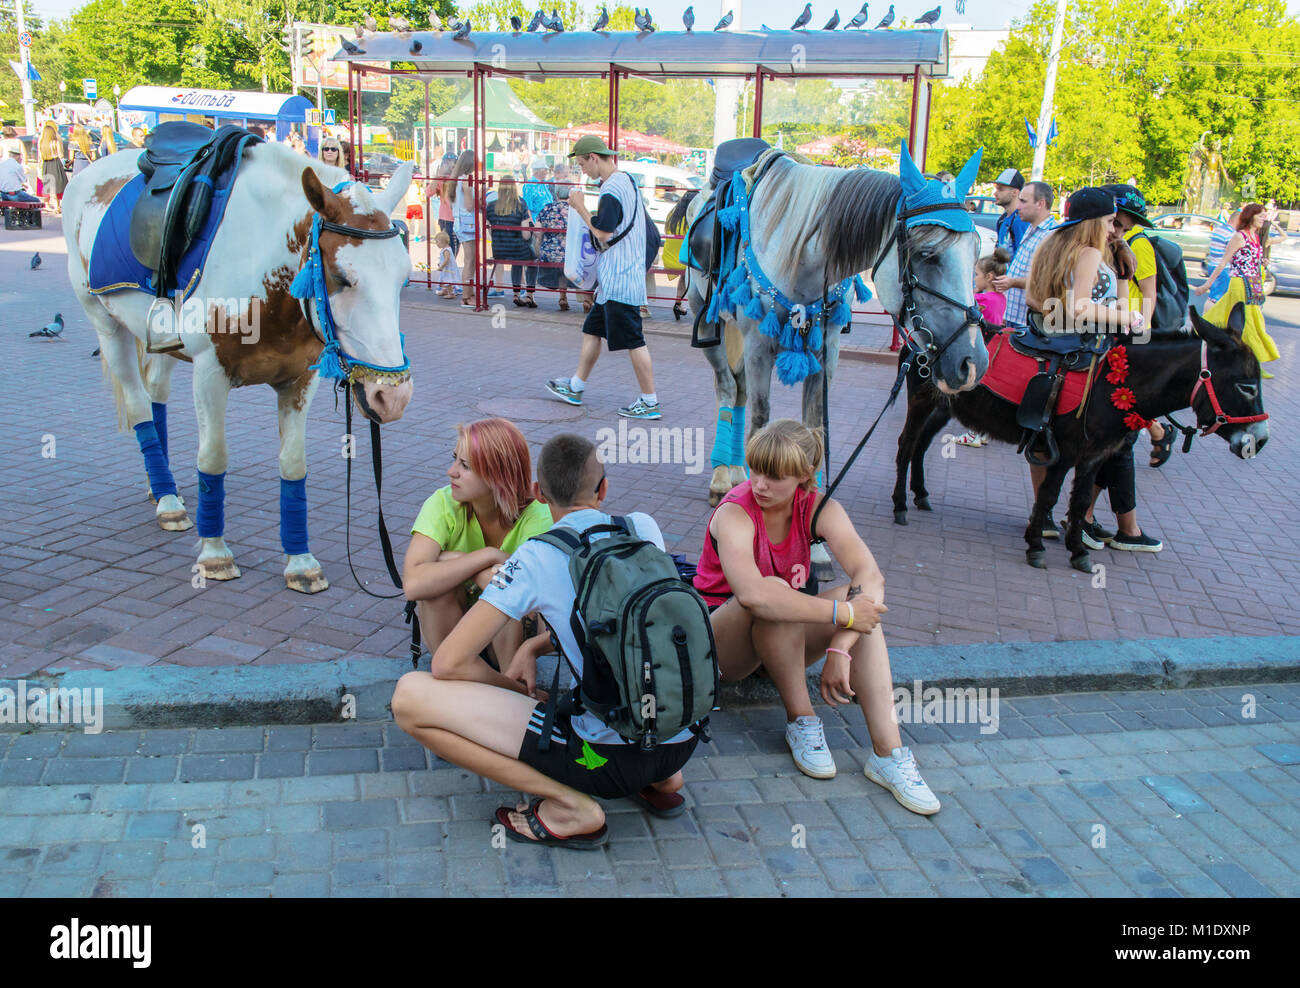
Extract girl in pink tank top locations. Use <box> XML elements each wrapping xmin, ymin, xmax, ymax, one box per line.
<box><xmin>696</xmin><ymin>419</ymin><xmax>942</xmax><ymax>816</ymax></box>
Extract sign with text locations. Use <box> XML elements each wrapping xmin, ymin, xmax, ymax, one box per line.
<box><xmin>83</xmin><ymin>78</ymin><xmax>96</xmax><ymax>100</ymax></box>
<box><xmin>293</xmin><ymin>25</ymin><xmax>391</xmax><ymax>93</ymax></box>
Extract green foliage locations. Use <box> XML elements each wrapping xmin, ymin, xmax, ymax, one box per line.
<box><xmin>927</xmin><ymin>0</ymin><xmax>1300</xmax><ymax>205</ymax></box>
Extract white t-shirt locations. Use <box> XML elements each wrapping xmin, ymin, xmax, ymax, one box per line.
<box><xmin>481</xmin><ymin>507</ymin><xmax>693</xmax><ymax>746</ymax></box>
<box><xmin>0</xmin><ymin>157</ymin><xmax>28</xmax><ymax>194</ymax></box>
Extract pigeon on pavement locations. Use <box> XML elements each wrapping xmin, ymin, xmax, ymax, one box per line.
<box><xmin>875</xmin><ymin>4</ymin><xmax>895</xmax><ymax>27</ymax></box>
<box><xmin>847</xmin><ymin>3</ymin><xmax>870</xmax><ymax>27</ymax></box>
<box><xmin>30</xmin><ymin>313</ymin><xmax>64</xmax><ymax>338</ymax></box>
<box><xmin>30</xmin><ymin>251</ymin><xmax>41</xmax><ymax>269</ymax></box>
<box><xmin>792</xmin><ymin>3</ymin><xmax>812</xmax><ymax>29</ymax></box>
<box><xmin>714</xmin><ymin>10</ymin><xmax>734</xmax><ymax>29</ymax></box>
<box><xmin>823</xmin><ymin>10</ymin><xmax>840</xmax><ymax>29</ymax></box>
<box><xmin>915</xmin><ymin>6</ymin><xmax>941</xmax><ymax>25</ymax></box>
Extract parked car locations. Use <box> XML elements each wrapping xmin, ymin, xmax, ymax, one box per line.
<box><xmin>361</xmin><ymin>152</ymin><xmax>406</xmax><ymax>185</ymax></box>
<box><xmin>964</xmin><ymin>195</ymin><xmax>1002</xmax><ymax>233</ymax></box>
<box><xmin>1149</xmin><ymin>212</ymin><xmax>1218</xmax><ymax>260</ymax></box>
<box><xmin>1264</xmin><ymin>230</ymin><xmax>1300</xmax><ymax>297</ymax></box>
<box><xmin>1196</xmin><ymin>224</ymin><xmax>1290</xmax><ymax>292</ymax></box>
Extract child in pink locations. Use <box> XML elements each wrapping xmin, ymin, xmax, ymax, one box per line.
<box><xmin>957</xmin><ymin>247</ymin><xmax>1012</xmax><ymax>447</ymax></box>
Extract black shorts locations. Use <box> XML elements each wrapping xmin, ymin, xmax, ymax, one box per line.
<box><xmin>516</xmin><ymin>702</ymin><xmax>697</xmax><ymax>800</ymax></box>
<box><xmin>582</xmin><ymin>299</ymin><xmax>645</xmax><ymax>352</ymax></box>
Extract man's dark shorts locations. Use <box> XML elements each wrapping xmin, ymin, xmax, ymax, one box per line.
<box><xmin>517</xmin><ymin>702</ymin><xmax>697</xmax><ymax>800</ymax></box>
<box><xmin>582</xmin><ymin>299</ymin><xmax>645</xmax><ymax>352</ymax></box>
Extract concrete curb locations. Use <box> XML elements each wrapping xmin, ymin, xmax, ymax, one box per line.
<box><xmin>3</xmin><ymin>635</ymin><xmax>1297</xmax><ymax>731</ymax></box>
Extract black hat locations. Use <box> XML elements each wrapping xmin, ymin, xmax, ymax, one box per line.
<box><xmin>1056</xmin><ymin>187</ymin><xmax>1118</xmax><ymax>230</ymax></box>
<box><xmin>1100</xmin><ymin>183</ymin><xmax>1154</xmax><ymax>228</ymax></box>
<box><xmin>993</xmin><ymin>168</ymin><xmax>1025</xmax><ymax>190</ymax></box>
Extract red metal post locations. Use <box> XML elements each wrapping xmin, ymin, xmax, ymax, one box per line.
<box><xmin>922</xmin><ymin>82</ymin><xmax>933</xmax><ymax>172</ymax></box>
<box><xmin>474</xmin><ymin>66</ymin><xmax>487</xmax><ymax>311</ymax></box>
<box><xmin>347</xmin><ymin>64</ymin><xmax>356</xmax><ymax>179</ymax></box>
<box><xmin>752</xmin><ymin>72</ymin><xmax>765</xmax><ymax>138</ymax></box>
<box><xmin>608</xmin><ymin>68</ymin><xmax>620</xmax><ymax>151</ymax></box>
<box><xmin>908</xmin><ymin>67</ymin><xmax>922</xmax><ymax>154</ymax></box>
<box><xmin>423</xmin><ymin>77</ymin><xmax>432</xmax><ymax>287</ymax></box>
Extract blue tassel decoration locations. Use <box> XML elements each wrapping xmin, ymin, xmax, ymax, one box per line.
<box><xmin>310</xmin><ymin>342</ymin><xmax>347</xmax><ymax>381</ymax></box>
<box><xmin>759</xmin><ymin>308</ymin><xmax>782</xmax><ymax>339</ymax></box>
<box><xmin>776</xmin><ymin>349</ymin><xmax>813</xmax><ymax>386</ymax></box>
<box><xmin>854</xmin><ymin>275</ymin><xmax>872</xmax><ymax>302</ymax></box>
<box><xmin>706</xmin><ymin>290</ymin><xmax>722</xmax><ymax>323</ymax></box>
<box><xmin>831</xmin><ymin>299</ymin><xmax>852</xmax><ymax>327</ymax></box>
<box><xmin>726</xmin><ymin>264</ymin><xmax>749</xmax><ymax>291</ymax></box>
<box><xmin>809</xmin><ymin>322</ymin><xmax>824</xmax><ymax>353</ymax></box>
<box><xmin>733</xmin><ymin>280</ymin><xmax>753</xmax><ymax>307</ymax></box>
<box><xmin>744</xmin><ymin>295</ymin><xmax>766</xmax><ymax>321</ymax></box>
<box><xmin>779</xmin><ymin>319</ymin><xmax>798</xmax><ymax>352</ymax></box>
<box><xmin>290</xmin><ymin>263</ymin><xmax>314</xmax><ymax>299</ymax></box>
<box><xmin>717</xmin><ymin>206</ymin><xmax>740</xmax><ymax>231</ymax></box>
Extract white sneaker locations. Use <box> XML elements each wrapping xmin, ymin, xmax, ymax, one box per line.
<box><xmin>785</xmin><ymin>715</ymin><xmax>837</xmax><ymax>779</ymax></box>
<box><xmin>864</xmin><ymin>746</ymin><xmax>941</xmax><ymax>815</ymax></box>
<box><xmin>955</xmin><ymin>432</ymin><xmax>983</xmax><ymax>447</ymax></box>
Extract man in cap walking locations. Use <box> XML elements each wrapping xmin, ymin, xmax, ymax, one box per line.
<box><xmin>545</xmin><ymin>134</ymin><xmax>660</xmax><ymax>420</ymax></box>
<box><xmin>993</xmin><ymin>167</ymin><xmax>1029</xmax><ymax>260</ymax></box>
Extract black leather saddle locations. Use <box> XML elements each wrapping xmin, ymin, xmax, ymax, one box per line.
<box><xmin>1011</xmin><ymin>314</ymin><xmax>1112</xmax><ymax>468</ymax></box>
<box><xmin>686</xmin><ymin>138</ymin><xmax>773</xmax><ymax>348</ymax></box>
<box><xmin>129</xmin><ymin>122</ymin><xmax>262</xmax><ymax>298</ymax></box>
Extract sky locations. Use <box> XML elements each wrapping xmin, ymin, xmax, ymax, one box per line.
<box><xmin>23</xmin><ymin>0</ymin><xmax>1300</xmax><ymax>31</ymax></box>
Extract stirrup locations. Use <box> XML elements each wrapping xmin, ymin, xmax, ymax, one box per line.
<box><xmin>145</xmin><ymin>298</ymin><xmax>184</xmax><ymax>354</ymax></box>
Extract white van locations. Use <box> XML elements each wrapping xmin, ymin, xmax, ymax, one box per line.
<box><xmin>583</xmin><ymin>161</ymin><xmax>705</xmax><ymax>230</ymax></box>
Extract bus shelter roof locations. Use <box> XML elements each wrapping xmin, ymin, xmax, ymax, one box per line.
<box><xmin>331</xmin><ymin>29</ymin><xmax>949</xmax><ymax>79</ymax></box>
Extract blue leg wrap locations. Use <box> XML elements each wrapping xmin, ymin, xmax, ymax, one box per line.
<box><xmin>732</xmin><ymin>405</ymin><xmax>747</xmax><ymax>468</ymax></box>
<box><xmin>151</xmin><ymin>403</ymin><xmax>169</xmax><ymax>464</ymax></box>
<box><xmin>134</xmin><ymin>421</ymin><xmax>177</xmax><ymax>499</ymax></box>
<box><xmin>280</xmin><ymin>476</ymin><xmax>310</xmax><ymax>555</ymax></box>
<box><xmin>196</xmin><ymin>470</ymin><xmax>226</xmax><ymax>538</ymax></box>
<box><xmin>711</xmin><ymin>407</ymin><xmax>734</xmax><ymax>471</ymax></box>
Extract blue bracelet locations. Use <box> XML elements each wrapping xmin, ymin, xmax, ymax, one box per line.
<box><xmin>832</xmin><ymin>600</ymin><xmax>838</xmax><ymax>627</ymax></box>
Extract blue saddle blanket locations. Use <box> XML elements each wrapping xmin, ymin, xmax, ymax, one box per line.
<box><xmin>88</xmin><ymin>172</ymin><xmax>237</xmax><ymax>300</ymax></box>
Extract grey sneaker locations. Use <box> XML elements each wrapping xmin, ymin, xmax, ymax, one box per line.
<box><xmin>545</xmin><ymin>378</ymin><xmax>583</xmax><ymax>406</ymax></box>
<box><xmin>618</xmin><ymin>398</ymin><xmax>662</xmax><ymax>420</ymax></box>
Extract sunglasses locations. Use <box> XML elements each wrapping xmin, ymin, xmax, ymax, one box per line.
<box><xmin>594</xmin><ymin>473</ymin><xmax>606</xmax><ymax>495</ymax></box>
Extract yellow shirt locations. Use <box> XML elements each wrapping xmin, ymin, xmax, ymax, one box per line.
<box><xmin>1123</xmin><ymin>227</ymin><xmax>1158</xmax><ymax>314</ymax></box>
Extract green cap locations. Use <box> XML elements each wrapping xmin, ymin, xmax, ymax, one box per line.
<box><xmin>568</xmin><ymin>134</ymin><xmax>615</xmax><ymax>158</ymax></box>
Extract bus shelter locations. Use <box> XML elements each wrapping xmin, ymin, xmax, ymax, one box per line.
<box><xmin>334</xmin><ymin>30</ymin><xmax>950</xmax><ymax>310</ymax></box>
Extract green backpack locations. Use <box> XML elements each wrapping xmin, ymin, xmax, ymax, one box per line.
<box><xmin>532</xmin><ymin>517</ymin><xmax>719</xmax><ymax>751</ymax></box>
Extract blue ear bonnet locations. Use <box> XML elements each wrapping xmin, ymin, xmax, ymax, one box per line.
<box><xmin>896</xmin><ymin>141</ymin><xmax>983</xmax><ymax>236</ymax></box>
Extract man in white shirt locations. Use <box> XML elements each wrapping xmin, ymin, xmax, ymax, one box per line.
<box><xmin>0</xmin><ymin>147</ymin><xmax>39</xmax><ymax>203</ymax></box>
<box><xmin>544</xmin><ymin>134</ymin><xmax>661</xmax><ymax>420</ymax></box>
<box><xmin>391</xmin><ymin>433</ymin><xmax>700</xmax><ymax>849</ymax></box>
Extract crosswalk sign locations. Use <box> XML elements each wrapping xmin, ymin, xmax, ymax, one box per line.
<box><xmin>322</xmin><ymin>108</ymin><xmax>336</xmax><ymax>124</ymax></box>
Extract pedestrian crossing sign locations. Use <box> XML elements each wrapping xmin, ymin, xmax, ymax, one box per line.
<box><xmin>322</xmin><ymin>108</ymin><xmax>336</xmax><ymax>124</ymax></box>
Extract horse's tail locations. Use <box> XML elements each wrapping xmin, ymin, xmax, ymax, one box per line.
<box><xmin>666</xmin><ymin>188</ymin><xmax>699</xmax><ymax>237</ymax></box>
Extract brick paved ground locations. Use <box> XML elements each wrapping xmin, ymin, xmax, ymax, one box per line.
<box><xmin>1</xmin><ymin>683</ymin><xmax>1297</xmax><ymax>897</ymax></box>
<box><xmin>1</xmin><ymin>218</ymin><xmax>1296</xmax><ymax>677</ymax></box>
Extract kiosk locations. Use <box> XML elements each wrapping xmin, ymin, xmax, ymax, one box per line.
<box><xmin>116</xmin><ymin>87</ymin><xmax>320</xmax><ymax>153</ymax></box>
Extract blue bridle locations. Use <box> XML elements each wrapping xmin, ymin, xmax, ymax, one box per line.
<box><xmin>289</xmin><ymin>180</ymin><xmax>410</xmax><ymax>384</ymax></box>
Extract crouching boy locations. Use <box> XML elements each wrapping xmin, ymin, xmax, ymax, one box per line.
<box><xmin>392</xmin><ymin>433</ymin><xmax>702</xmax><ymax>848</ymax></box>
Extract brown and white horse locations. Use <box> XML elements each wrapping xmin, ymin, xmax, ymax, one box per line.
<box><xmin>62</xmin><ymin>141</ymin><xmax>415</xmax><ymax>593</ymax></box>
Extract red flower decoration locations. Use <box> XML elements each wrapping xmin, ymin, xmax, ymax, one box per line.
<box><xmin>1105</xmin><ymin>367</ymin><xmax>1128</xmax><ymax>385</ymax></box>
<box><xmin>1107</xmin><ymin>346</ymin><xmax>1129</xmax><ymax>370</ymax></box>
<box><xmin>1124</xmin><ymin>413</ymin><xmax>1154</xmax><ymax>432</ymax></box>
<box><xmin>1112</xmin><ymin>387</ymin><xmax>1137</xmax><ymax>411</ymax></box>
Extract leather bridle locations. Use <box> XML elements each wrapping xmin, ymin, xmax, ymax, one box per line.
<box><xmin>871</xmin><ymin>200</ymin><xmax>986</xmax><ymax>380</ymax></box>
<box><xmin>1189</xmin><ymin>339</ymin><xmax>1268</xmax><ymax>435</ymax></box>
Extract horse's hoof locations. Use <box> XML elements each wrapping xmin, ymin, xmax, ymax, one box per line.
<box><xmin>893</xmin><ymin>510</ymin><xmax>908</xmax><ymax>526</ymax></box>
<box><xmin>1026</xmin><ymin>549</ymin><xmax>1046</xmax><ymax>569</ymax></box>
<box><xmin>197</xmin><ymin>558</ymin><xmax>240</xmax><ymax>581</ymax></box>
<box><xmin>285</xmin><ymin>569</ymin><xmax>329</xmax><ymax>594</ymax></box>
<box><xmin>709</xmin><ymin>490</ymin><xmax>725</xmax><ymax>507</ymax></box>
<box><xmin>158</xmin><ymin>512</ymin><xmax>193</xmax><ymax>532</ymax></box>
<box><xmin>1070</xmin><ymin>553</ymin><xmax>1093</xmax><ymax>574</ymax></box>
<box><xmin>915</xmin><ymin>496</ymin><xmax>932</xmax><ymax>511</ymax></box>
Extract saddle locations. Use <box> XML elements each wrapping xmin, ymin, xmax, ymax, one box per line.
<box><xmin>1009</xmin><ymin>314</ymin><xmax>1112</xmax><ymax>468</ymax></box>
<box><xmin>686</xmin><ymin>138</ymin><xmax>772</xmax><ymax>348</ymax></box>
<box><xmin>129</xmin><ymin>122</ymin><xmax>262</xmax><ymax>301</ymax></box>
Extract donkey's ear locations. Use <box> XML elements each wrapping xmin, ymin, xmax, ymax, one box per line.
<box><xmin>954</xmin><ymin>146</ymin><xmax>984</xmax><ymax>199</ymax></box>
<box><xmin>1226</xmin><ymin>300</ymin><xmax>1247</xmax><ymax>339</ymax></box>
<box><xmin>1189</xmin><ymin>303</ymin><xmax>1232</xmax><ymax>349</ymax></box>
<box><xmin>301</xmin><ymin>167</ymin><xmax>331</xmax><ymax>215</ymax></box>
<box><xmin>898</xmin><ymin>140</ymin><xmax>926</xmax><ymax>198</ymax></box>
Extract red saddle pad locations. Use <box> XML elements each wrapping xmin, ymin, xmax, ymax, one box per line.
<box><xmin>979</xmin><ymin>331</ymin><xmax>1094</xmax><ymax>416</ymax></box>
